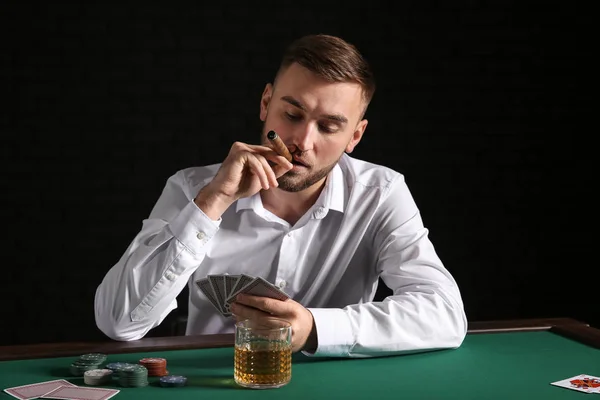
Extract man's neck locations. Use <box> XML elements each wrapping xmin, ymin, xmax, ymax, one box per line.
<box><xmin>260</xmin><ymin>178</ymin><xmax>326</xmax><ymax>226</ymax></box>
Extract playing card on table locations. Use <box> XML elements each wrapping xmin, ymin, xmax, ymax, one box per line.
<box><xmin>41</xmin><ymin>386</ymin><xmax>120</xmax><ymax>400</ymax></box>
<box><xmin>550</xmin><ymin>374</ymin><xmax>600</xmax><ymax>394</ymax></box>
<box><xmin>4</xmin><ymin>380</ymin><xmax>76</xmax><ymax>400</ymax></box>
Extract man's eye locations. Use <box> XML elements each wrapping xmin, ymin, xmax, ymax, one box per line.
<box><xmin>319</xmin><ymin>124</ymin><xmax>335</xmax><ymax>133</ymax></box>
<box><xmin>285</xmin><ymin>112</ymin><xmax>302</xmax><ymax>121</ymax></box>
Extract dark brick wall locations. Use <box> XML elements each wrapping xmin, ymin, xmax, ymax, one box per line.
<box><xmin>0</xmin><ymin>3</ymin><xmax>594</xmax><ymax>345</ymax></box>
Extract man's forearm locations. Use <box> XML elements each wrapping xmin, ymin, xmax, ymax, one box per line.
<box><xmin>194</xmin><ymin>185</ymin><xmax>234</xmax><ymax>221</ymax></box>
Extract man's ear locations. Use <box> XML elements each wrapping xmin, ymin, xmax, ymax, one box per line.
<box><xmin>346</xmin><ymin>119</ymin><xmax>368</xmax><ymax>153</ymax></box>
<box><xmin>260</xmin><ymin>83</ymin><xmax>273</xmax><ymax>121</ymax></box>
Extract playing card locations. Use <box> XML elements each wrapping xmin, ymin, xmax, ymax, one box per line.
<box><xmin>226</xmin><ymin>276</ymin><xmax>289</xmax><ymax>310</ymax></box>
<box><xmin>4</xmin><ymin>380</ymin><xmax>76</xmax><ymax>400</ymax></box>
<box><xmin>208</xmin><ymin>274</ymin><xmax>230</xmax><ymax>316</ymax></box>
<box><xmin>226</xmin><ymin>274</ymin><xmax>255</xmax><ymax>303</ymax></box>
<box><xmin>224</xmin><ymin>274</ymin><xmax>240</xmax><ymax>298</ymax></box>
<box><xmin>41</xmin><ymin>386</ymin><xmax>120</xmax><ymax>400</ymax></box>
<box><xmin>240</xmin><ymin>277</ymin><xmax>289</xmax><ymax>300</ymax></box>
<box><xmin>195</xmin><ymin>277</ymin><xmax>226</xmax><ymax>316</ymax></box>
<box><xmin>550</xmin><ymin>374</ymin><xmax>600</xmax><ymax>393</ymax></box>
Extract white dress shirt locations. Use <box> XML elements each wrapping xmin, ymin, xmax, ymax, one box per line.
<box><xmin>94</xmin><ymin>153</ymin><xmax>467</xmax><ymax>357</ymax></box>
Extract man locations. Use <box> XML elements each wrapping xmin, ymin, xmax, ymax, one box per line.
<box><xmin>94</xmin><ymin>34</ymin><xmax>467</xmax><ymax>358</ymax></box>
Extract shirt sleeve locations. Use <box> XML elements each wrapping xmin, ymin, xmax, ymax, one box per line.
<box><xmin>94</xmin><ymin>170</ymin><xmax>219</xmax><ymax>341</ymax></box>
<box><xmin>306</xmin><ymin>174</ymin><xmax>468</xmax><ymax>358</ymax></box>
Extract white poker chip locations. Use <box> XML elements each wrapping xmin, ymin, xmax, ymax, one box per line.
<box><xmin>83</xmin><ymin>369</ymin><xmax>114</xmax><ymax>386</ymax></box>
<box><xmin>84</xmin><ymin>369</ymin><xmax>113</xmax><ymax>377</ymax></box>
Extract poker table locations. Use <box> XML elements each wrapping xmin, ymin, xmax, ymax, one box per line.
<box><xmin>1</xmin><ymin>318</ymin><xmax>599</xmax><ymax>399</ymax></box>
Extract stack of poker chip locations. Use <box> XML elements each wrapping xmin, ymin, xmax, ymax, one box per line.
<box><xmin>139</xmin><ymin>358</ymin><xmax>168</xmax><ymax>377</ymax></box>
<box><xmin>116</xmin><ymin>364</ymin><xmax>149</xmax><ymax>387</ymax></box>
<box><xmin>159</xmin><ymin>375</ymin><xmax>188</xmax><ymax>387</ymax></box>
<box><xmin>105</xmin><ymin>362</ymin><xmax>137</xmax><ymax>375</ymax></box>
<box><xmin>104</xmin><ymin>362</ymin><xmax>137</xmax><ymax>384</ymax></box>
<box><xmin>83</xmin><ymin>369</ymin><xmax>113</xmax><ymax>386</ymax></box>
<box><xmin>69</xmin><ymin>353</ymin><xmax>107</xmax><ymax>376</ymax></box>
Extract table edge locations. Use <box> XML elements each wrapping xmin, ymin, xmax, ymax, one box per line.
<box><xmin>1</xmin><ymin>318</ymin><xmax>598</xmax><ymax>361</ymax></box>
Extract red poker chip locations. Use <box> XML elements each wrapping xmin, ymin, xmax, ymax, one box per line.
<box><xmin>139</xmin><ymin>358</ymin><xmax>168</xmax><ymax>376</ymax></box>
<box><xmin>139</xmin><ymin>358</ymin><xmax>166</xmax><ymax>364</ymax></box>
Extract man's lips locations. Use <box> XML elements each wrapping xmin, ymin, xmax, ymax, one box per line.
<box><xmin>291</xmin><ymin>157</ymin><xmax>309</xmax><ymax>167</ymax></box>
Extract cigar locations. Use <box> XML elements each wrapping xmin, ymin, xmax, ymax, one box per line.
<box><xmin>267</xmin><ymin>130</ymin><xmax>293</xmax><ymax>162</ymax></box>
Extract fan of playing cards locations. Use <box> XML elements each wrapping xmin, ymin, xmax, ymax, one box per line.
<box><xmin>195</xmin><ymin>274</ymin><xmax>289</xmax><ymax>317</ymax></box>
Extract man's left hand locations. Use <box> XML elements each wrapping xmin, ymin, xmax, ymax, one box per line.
<box><xmin>230</xmin><ymin>294</ymin><xmax>315</xmax><ymax>352</ymax></box>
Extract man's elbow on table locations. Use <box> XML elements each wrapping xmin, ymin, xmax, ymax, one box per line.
<box><xmin>94</xmin><ymin>294</ymin><xmax>149</xmax><ymax>342</ymax></box>
<box><xmin>445</xmin><ymin>303</ymin><xmax>469</xmax><ymax>349</ymax></box>
<box><xmin>94</xmin><ymin>311</ymin><xmax>149</xmax><ymax>342</ymax></box>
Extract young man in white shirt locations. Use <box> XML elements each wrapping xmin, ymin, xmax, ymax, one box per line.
<box><xmin>95</xmin><ymin>34</ymin><xmax>468</xmax><ymax>358</ymax></box>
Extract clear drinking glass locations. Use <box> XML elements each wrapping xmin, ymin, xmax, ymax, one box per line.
<box><xmin>234</xmin><ymin>318</ymin><xmax>292</xmax><ymax>389</ymax></box>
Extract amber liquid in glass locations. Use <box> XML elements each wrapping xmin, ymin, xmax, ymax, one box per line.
<box><xmin>234</xmin><ymin>340</ymin><xmax>292</xmax><ymax>388</ymax></box>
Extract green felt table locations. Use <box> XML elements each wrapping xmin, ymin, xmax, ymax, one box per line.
<box><xmin>1</xmin><ymin>318</ymin><xmax>599</xmax><ymax>399</ymax></box>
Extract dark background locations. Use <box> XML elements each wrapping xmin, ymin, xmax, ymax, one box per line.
<box><xmin>0</xmin><ymin>2</ymin><xmax>595</xmax><ymax>346</ymax></box>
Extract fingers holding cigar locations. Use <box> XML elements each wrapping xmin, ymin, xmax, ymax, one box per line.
<box><xmin>267</xmin><ymin>130</ymin><xmax>293</xmax><ymax>163</ymax></box>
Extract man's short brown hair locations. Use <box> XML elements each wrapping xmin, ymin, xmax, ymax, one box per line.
<box><xmin>276</xmin><ymin>34</ymin><xmax>376</xmax><ymax>116</ymax></box>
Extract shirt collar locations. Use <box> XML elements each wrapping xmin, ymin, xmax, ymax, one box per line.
<box><xmin>236</xmin><ymin>162</ymin><xmax>346</xmax><ymax>215</ymax></box>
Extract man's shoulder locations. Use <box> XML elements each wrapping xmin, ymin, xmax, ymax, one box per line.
<box><xmin>339</xmin><ymin>154</ymin><xmax>403</xmax><ymax>189</ymax></box>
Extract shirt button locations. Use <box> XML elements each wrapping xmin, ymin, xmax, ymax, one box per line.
<box><xmin>166</xmin><ymin>272</ymin><xmax>176</xmax><ymax>281</ymax></box>
<box><xmin>197</xmin><ymin>231</ymin><xmax>206</xmax><ymax>240</ymax></box>
<box><xmin>315</xmin><ymin>207</ymin><xmax>326</xmax><ymax>218</ymax></box>
<box><xmin>287</xmin><ymin>232</ymin><xmax>292</xmax><ymax>237</ymax></box>
<box><xmin>278</xmin><ymin>280</ymin><xmax>287</xmax><ymax>289</ymax></box>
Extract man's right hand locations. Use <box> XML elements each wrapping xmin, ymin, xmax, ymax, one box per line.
<box><xmin>194</xmin><ymin>141</ymin><xmax>293</xmax><ymax>220</ymax></box>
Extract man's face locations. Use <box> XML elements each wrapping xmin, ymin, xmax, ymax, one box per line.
<box><xmin>260</xmin><ymin>63</ymin><xmax>368</xmax><ymax>192</ymax></box>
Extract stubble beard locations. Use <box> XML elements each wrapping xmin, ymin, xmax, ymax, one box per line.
<box><xmin>260</xmin><ymin>127</ymin><xmax>341</xmax><ymax>193</ymax></box>
<box><xmin>277</xmin><ymin>160</ymin><xmax>338</xmax><ymax>192</ymax></box>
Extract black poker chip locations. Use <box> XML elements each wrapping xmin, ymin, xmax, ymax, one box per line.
<box><xmin>159</xmin><ymin>375</ymin><xmax>187</xmax><ymax>387</ymax></box>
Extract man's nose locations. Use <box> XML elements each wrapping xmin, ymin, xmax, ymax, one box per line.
<box><xmin>290</xmin><ymin>123</ymin><xmax>316</xmax><ymax>152</ymax></box>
